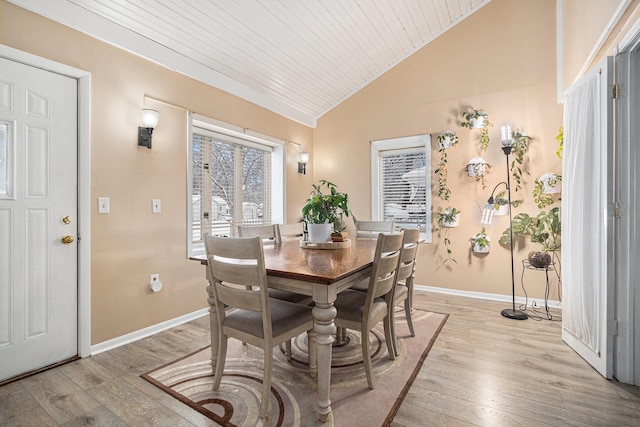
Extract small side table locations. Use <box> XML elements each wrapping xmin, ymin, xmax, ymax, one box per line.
<box><xmin>521</xmin><ymin>259</ymin><xmax>555</xmax><ymax>320</ymax></box>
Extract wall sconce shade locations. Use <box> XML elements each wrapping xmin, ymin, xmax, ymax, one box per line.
<box><xmin>138</xmin><ymin>109</ymin><xmax>159</xmax><ymax>149</ymax></box>
<box><xmin>298</xmin><ymin>151</ymin><xmax>309</xmax><ymax>174</ymax></box>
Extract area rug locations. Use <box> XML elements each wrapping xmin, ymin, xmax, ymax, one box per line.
<box><xmin>142</xmin><ymin>308</ymin><xmax>447</xmax><ymax>426</ymax></box>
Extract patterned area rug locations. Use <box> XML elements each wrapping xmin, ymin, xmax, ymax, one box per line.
<box><xmin>142</xmin><ymin>308</ymin><xmax>447</xmax><ymax>426</ymax></box>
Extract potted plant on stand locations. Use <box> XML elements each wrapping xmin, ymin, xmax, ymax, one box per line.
<box><xmin>302</xmin><ymin>180</ymin><xmax>353</xmax><ymax>243</ymax></box>
<box><xmin>499</xmin><ymin>207</ymin><xmax>561</xmax><ymax>268</ymax></box>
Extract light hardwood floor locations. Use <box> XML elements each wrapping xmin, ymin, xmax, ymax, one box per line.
<box><xmin>1</xmin><ymin>291</ymin><xmax>638</xmax><ymax>426</ymax></box>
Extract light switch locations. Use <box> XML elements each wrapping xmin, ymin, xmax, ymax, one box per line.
<box><xmin>98</xmin><ymin>197</ymin><xmax>110</xmax><ymax>214</ymax></box>
<box><xmin>152</xmin><ymin>199</ymin><xmax>161</xmax><ymax>213</ymax></box>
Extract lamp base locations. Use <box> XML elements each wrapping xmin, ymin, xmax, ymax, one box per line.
<box><xmin>501</xmin><ymin>308</ymin><xmax>528</xmax><ymax>320</ymax></box>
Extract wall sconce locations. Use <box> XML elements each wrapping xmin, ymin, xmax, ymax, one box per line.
<box><xmin>298</xmin><ymin>152</ymin><xmax>309</xmax><ymax>174</ymax></box>
<box><xmin>138</xmin><ymin>109</ymin><xmax>159</xmax><ymax>149</ymax></box>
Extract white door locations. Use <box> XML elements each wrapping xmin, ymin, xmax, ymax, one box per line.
<box><xmin>561</xmin><ymin>57</ymin><xmax>614</xmax><ymax>378</ymax></box>
<box><xmin>0</xmin><ymin>58</ymin><xmax>78</xmax><ymax>381</ymax></box>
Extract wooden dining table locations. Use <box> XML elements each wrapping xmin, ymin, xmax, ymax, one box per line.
<box><xmin>194</xmin><ymin>237</ymin><xmax>378</xmax><ymax>423</ymax></box>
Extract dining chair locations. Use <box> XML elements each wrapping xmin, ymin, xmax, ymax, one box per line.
<box><xmin>355</xmin><ymin>219</ymin><xmax>396</xmax><ymax>238</ymax></box>
<box><xmin>390</xmin><ymin>226</ymin><xmax>421</xmax><ymax>356</ymax></box>
<box><xmin>237</xmin><ymin>224</ymin><xmax>278</xmax><ymax>244</ymax></box>
<box><xmin>333</xmin><ymin>230</ymin><xmax>404</xmax><ymax>389</ymax></box>
<box><xmin>275</xmin><ymin>222</ymin><xmax>305</xmax><ymax>242</ymax></box>
<box><xmin>238</xmin><ymin>224</ymin><xmax>310</xmax><ymax>304</ymax></box>
<box><xmin>204</xmin><ymin>234</ymin><xmax>316</xmax><ymax>419</ymax></box>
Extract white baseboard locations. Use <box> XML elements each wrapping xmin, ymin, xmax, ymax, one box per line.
<box><xmin>414</xmin><ymin>284</ymin><xmax>562</xmax><ymax>311</ymax></box>
<box><xmin>90</xmin><ymin>307</ymin><xmax>209</xmax><ymax>355</ymax></box>
<box><xmin>89</xmin><ymin>286</ymin><xmax>561</xmax><ymax>356</ymax></box>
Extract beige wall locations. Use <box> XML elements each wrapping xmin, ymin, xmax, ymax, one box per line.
<box><xmin>4</xmin><ymin>0</ymin><xmax>640</xmax><ymax>343</ymax></box>
<box><xmin>1</xmin><ymin>1</ymin><xmax>314</xmax><ymax>344</ymax></box>
<box><xmin>314</xmin><ymin>0</ymin><xmax>563</xmax><ymax>299</ymax></box>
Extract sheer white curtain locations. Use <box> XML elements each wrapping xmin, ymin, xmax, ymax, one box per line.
<box><xmin>562</xmin><ymin>70</ymin><xmax>607</xmax><ymax>355</ymax></box>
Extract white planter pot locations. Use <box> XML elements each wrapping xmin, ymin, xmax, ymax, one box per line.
<box><xmin>438</xmin><ymin>132</ymin><xmax>457</xmax><ymax>149</ymax></box>
<box><xmin>307</xmin><ymin>223</ymin><xmax>332</xmax><ymax>243</ymax></box>
<box><xmin>467</xmin><ymin>157</ymin><xmax>487</xmax><ymax>177</ymax></box>
<box><xmin>539</xmin><ymin>172</ymin><xmax>561</xmax><ymax>194</ymax></box>
<box><xmin>472</xmin><ymin>242</ymin><xmax>490</xmax><ymax>254</ymax></box>
<box><xmin>471</xmin><ymin>232</ymin><xmax>490</xmax><ymax>254</ymax></box>
<box><xmin>443</xmin><ymin>214</ymin><xmax>460</xmax><ymax>227</ymax></box>
<box><xmin>493</xmin><ymin>204</ymin><xmax>509</xmax><ymax>216</ymax></box>
<box><xmin>469</xmin><ymin>115</ymin><xmax>486</xmax><ymax>129</ymax></box>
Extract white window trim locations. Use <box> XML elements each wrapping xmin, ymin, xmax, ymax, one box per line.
<box><xmin>187</xmin><ymin>113</ymin><xmax>284</xmax><ymax>257</ymax></box>
<box><xmin>371</xmin><ymin>134</ymin><xmax>432</xmax><ymax>243</ymax></box>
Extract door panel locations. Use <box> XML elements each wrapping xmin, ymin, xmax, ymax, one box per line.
<box><xmin>561</xmin><ymin>56</ymin><xmax>614</xmax><ymax>378</ymax></box>
<box><xmin>0</xmin><ymin>58</ymin><xmax>78</xmax><ymax>381</ymax></box>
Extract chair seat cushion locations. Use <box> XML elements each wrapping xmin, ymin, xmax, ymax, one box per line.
<box><xmin>349</xmin><ymin>278</ymin><xmax>369</xmax><ymax>292</ymax></box>
<box><xmin>224</xmin><ymin>299</ymin><xmax>313</xmax><ymax>338</ymax></box>
<box><xmin>334</xmin><ymin>290</ymin><xmax>387</xmax><ymax>323</ymax></box>
<box><xmin>268</xmin><ymin>288</ymin><xmax>312</xmax><ymax>304</ymax></box>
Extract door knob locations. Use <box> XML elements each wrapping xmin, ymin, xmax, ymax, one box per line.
<box><xmin>61</xmin><ymin>235</ymin><xmax>74</xmax><ymax>244</ymax></box>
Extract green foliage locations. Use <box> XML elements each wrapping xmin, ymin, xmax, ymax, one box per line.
<box><xmin>510</xmin><ymin>131</ymin><xmax>532</xmax><ymax>193</ymax></box>
<box><xmin>470</xmin><ymin>227</ymin><xmax>490</xmax><ymax>249</ymax></box>
<box><xmin>435</xmin><ymin>132</ymin><xmax>458</xmax><ymax>201</ymax></box>
<box><xmin>436</xmin><ymin>207</ymin><xmax>461</xmax><ymax>229</ymax></box>
<box><xmin>301</xmin><ymin>180</ymin><xmax>353</xmax><ymax>232</ymax></box>
<box><xmin>499</xmin><ymin>207</ymin><xmax>561</xmax><ymax>252</ymax></box>
<box><xmin>555</xmin><ymin>126</ymin><xmax>563</xmax><ymax>158</ymax></box>
<box><xmin>532</xmin><ymin>175</ymin><xmax>561</xmax><ymax>209</ymax></box>
<box><xmin>468</xmin><ymin>162</ymin><xmax>491</xmax><ymax>189</ymax></box>
<box><xmin>435</xmin><ymin>207</ymin><xmax>460</xmax><ymax>264</ymax></box>
<box><xmin>460</xmin><ymin>109</ymin><xmax>491</xmax><ymax>152</ymax></box>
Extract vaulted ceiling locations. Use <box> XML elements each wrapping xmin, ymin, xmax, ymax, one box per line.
<box><xmin>9</xmin><ymin>0</ymin><xmax>491</xmax><ymax>126</ymax></box>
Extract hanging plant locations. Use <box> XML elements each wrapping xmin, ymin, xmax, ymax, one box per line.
<box><xmin>555</xmin><ymin>126</ymin><xmax>564</xmax><ymax>158</ymax></box>
<box><xmin>435</xmin><ymin>207</ymin><xmax>461</xmax><ymax>264</ymax></box>
<box><xmin>435</xmin><ymin>131</ymin><xmax>458</xmax><ymax>200</ymax></box>
<box><xmin>491</xmin><ymin>191</ymin><xmax>522</xmax><ymax>216</ymax></box>
<box><xmin>470</xmin><ymin>227</ymin><xmax>490</xmax><ymax>254</ymax></box>
<box><xmin>466</xmin><ymin>157</ymin><xmax>491</xmax><ymax>189</ymax></box>
<box><xmin>460</xmin><ymin>109</ymin><xmax>491</xmax><ymax>152</ymax></box>
<box><xmin>533</xmin><ymin>174</ymin><xmax>561</xmax><ymax>209</ymax></box>
<box><xmin>437</xmin><ymin>207</ymin><xmax>461</xmax><ymax>228</ymax></box>
<box><xmin>510</xmin><ymin>130</ymin><xmax>532</xmax><ymax>193</ymax></box>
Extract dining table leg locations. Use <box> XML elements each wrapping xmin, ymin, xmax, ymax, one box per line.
<box><xmin>312</xmin><ymin>299</ymin><xmax>337</xmax><ymax>423</ymax></box>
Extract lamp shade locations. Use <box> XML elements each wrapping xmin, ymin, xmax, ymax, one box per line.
<box><xmin>141</xmin><ymin>109</ymin><xmax>159</xmax><ymax>128</ymax></box>
<box><xmin>300</xmin><ymin>152</ymin><xmax>310</xmax><ymax>163</ymax></box>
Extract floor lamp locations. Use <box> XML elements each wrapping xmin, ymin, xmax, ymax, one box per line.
<box><xmin>482</xmin><ymin>126</ymin><xmax>528</xmax><ymax>320</ymax></box>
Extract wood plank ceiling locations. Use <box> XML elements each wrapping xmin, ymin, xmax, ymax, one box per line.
<box><xmin>9</xmin><ymin>0</ymin><xmax>490</xmax><ymax>127</ymax></box>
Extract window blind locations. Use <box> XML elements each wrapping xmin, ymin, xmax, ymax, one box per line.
<box><xmin>378</xmin><ymin>147</ymin><xmax>427</xmax><ymax>229</ymax></box>
<box><xmin>192</xmin><ymin>131</ymin><xmax>272</xmax><ymax>243</ymax></box>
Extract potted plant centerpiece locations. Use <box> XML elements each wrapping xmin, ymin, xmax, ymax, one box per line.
<box><xmin>302</xmin><ymin>180</ymin><xmax>353</xmax><ymax>243</ymax></box>
<box><xmin>499</xmin><ymin>207</ymin><xmax>561</xmax><ymax>268</ymax></box>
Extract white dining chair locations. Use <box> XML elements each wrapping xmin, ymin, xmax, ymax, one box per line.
<box><xmin>355</xmin><ymin>219</ymin><xmax>396</xmax><ymax>238</ymax></box>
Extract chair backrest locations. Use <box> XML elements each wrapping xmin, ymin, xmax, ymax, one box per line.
<box><xmin>237</xmin><ymin>224</ymin><xmax>279</xmax><ymax>244</ymax></box>
<box><xmin>204</xmin><ymin>235</ymin><xmax>272</xmax><ymax>336</ymax></box>
<box><xmin>275</xmin><ymin>222</ymin><xmax>304</xmax><ymax>242</ymax></box>
<box><xmin>356</xmin><ymin>219</ymin><xmax>396</xmax><ymax>238</ymax></box>
<box><xmin>397</xmin><ymin>226</ymin><xmax>420</xmax><ymax>283</ymax></box>
<box><xmin>365</xmin><ymin>231</ymin><xmax>404</xmax><ymax>306</ymax></box>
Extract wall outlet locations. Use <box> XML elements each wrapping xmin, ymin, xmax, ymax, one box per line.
<box><xmin>150</xmin><ymin>274</ymin><xmax>163</xmax><ymax>292</ymax></box>
<box><xmin>152</xmin><ymin>199</ymin><xmax>161</xmax><ymax>213</ymax></box>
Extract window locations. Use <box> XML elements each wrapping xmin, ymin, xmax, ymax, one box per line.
<box><xmin>188</xmin><ymin>114</ymin><xmax>284</xmax><ymax>256</ymax></box>
<box><xmin>371</xmin><ymin>134</ymin><xmax>431</xmax><ymax>243</ymax></box>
